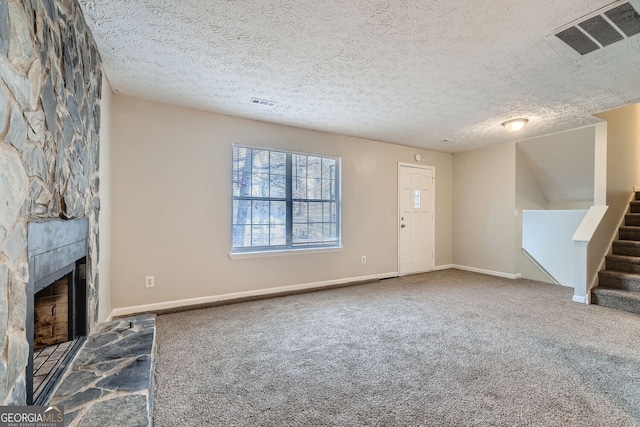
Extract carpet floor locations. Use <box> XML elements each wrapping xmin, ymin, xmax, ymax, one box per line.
<box><xmin>153</xmin><ymin>269</ymin><xmax>640</xmax><ymax>426</ymax></box>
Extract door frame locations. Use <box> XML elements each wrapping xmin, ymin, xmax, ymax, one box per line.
<box><xmin>397</xmin><ymin>162</ymin><xmax>436</xmax><ymax>276</ymax></box>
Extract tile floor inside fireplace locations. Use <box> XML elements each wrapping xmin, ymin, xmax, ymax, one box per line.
<box><xmin>33</xmin><ymin>340</ymin><xmax>75</xmax><ymax>399</ymax></box>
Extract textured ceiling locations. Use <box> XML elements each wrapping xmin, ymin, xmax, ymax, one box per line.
<box><xmin>79</xmin><ymin>0</ymin><xmax>640</xmax><ymax>153</ymax></box>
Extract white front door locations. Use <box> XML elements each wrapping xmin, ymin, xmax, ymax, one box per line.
<box><xmin>398</xmin><ymin>163</ymin><xmax>435</xmax><ymax>275</ymax></box>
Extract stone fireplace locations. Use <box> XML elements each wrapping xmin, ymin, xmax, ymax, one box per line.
<box><xmin>0</xmin><ymin>0</ymin><xmax>103</xmax><ymax>405</ymax></box>
<box><xmin>27</xmin><ymin>218</ymin><xmax>89</xmax><ymax>404</ymax></box>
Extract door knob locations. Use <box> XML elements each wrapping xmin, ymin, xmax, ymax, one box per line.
<box><xmin>401</xmin><ymin>224</ymin><xmax>406</xmax><ymax>228</ymax></box>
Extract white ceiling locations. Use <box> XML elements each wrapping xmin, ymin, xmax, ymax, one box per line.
<box><xmin>78</xmin><ymin>0</ymin><xmax>640</xmax><ymax>153</ymax></box>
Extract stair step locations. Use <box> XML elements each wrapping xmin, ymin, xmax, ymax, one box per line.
<box><xmin>598</xmin><ymin>270</ymin><xmax>640</xmax><ymax>292</ymax></box>
<box><xmin>605</xmin><ymin>254</ymin><xmax>640</xmax><ymax>274</ymax></box>
<box><xmin>618</xmin><ymin>226</ymin><xmax>640</xmax><ymax>241</ymax></box>
<box><xmin>593</xmin><ymin>193</ymin><xmax>640</xmax><ymax>315</ymax></box>
<box><xmin>591</xmin><ymin>286</ymin><xmax>640</xmax><ymax>315</ymax></box>
<box><xmin>612</xmin><ymin>240</ymin><xmax>640</xmax><ymax>256</ymax></box>
<box><xmin>625</xmin><ymin>213</ymin><xmax>640</xmax><ymax>226</ymax></box>
<box><xmin>630</xmin><ymin>201</ymin><xmax>640</xmax><ymax>213</ymax></box>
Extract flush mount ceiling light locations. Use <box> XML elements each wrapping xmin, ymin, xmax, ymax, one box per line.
<box><xmin>502</xmin><ymin>118</ymin><xmax>529</xmax><ymax>132</ymax></box>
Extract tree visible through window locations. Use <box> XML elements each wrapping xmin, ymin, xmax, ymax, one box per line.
<box><xmin>232</xmin><ymin>145</ymin><xmax>340</xmax><ymax>252</ymax></box>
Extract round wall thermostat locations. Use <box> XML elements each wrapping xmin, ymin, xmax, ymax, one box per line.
<box><xmin>414</xmin><ymin>154</ymin><xmax>421</xmax><ymax>161</ymax></box>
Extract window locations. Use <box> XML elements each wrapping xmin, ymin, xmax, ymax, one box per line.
<box><xmin>232</xmin><ymin>145</ymin><xmax>341</xmax><ymax>253</ymax></box>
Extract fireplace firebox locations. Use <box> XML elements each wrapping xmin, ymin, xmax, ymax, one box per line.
<box><xmin>27</xmin><ymin>219</ymin><xmax>89</xmax><ymax>405</ymax></box>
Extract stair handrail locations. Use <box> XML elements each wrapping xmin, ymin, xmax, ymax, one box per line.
<box><xmin>572</xmin><ymin>205</ymin><xmax>608</xmax><ymax>304</ymax></box>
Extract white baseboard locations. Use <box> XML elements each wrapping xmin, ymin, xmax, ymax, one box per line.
<box><xmin>573</xmin><ymin>294</ymin><xmax>590</xmax><ymax>304</ymax></box>
<box><xmin>452</xmin><ymin>264</ymin><xmax>521</xmax><ymax>280</ymax></box>
<box><xmin>433</xmin><ymin>264</ymin><xmax>454</xmax><ymax>271</ymax></box>
<box><xmin>111</xmin><ymin>272</ymin><xmax>398</xmax><ymax>318</ymax></box>
<box><xmin>378</xmin><ymin>272</ymin><xmax>399</xmax><ymax>280</ymax></box>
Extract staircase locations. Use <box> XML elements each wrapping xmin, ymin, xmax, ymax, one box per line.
<box><xmin>592</xmin><ymin>194</ymin><xmax>640</xmax><ymax>315</ymax></box>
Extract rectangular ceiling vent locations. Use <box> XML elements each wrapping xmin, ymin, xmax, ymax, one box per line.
<box><xmin>250</xmin><ymin>98</ymin><xmax>278</xmax><ymax>108</ymax></box>
<box><xmin>549</xmin><ymin>0</ymin><xmax>640</xmax><ymax>55</ymax></box>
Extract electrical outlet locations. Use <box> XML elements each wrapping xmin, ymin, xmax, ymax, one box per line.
<box><xmin>145</xmin><ymin>276</ymin><xmax>155</xmax><ymax>288</ymax></box>
<box><xmin>361</xmin><ymin>256</ymin><xmax>366</xmax><ymax>264</ymax></box>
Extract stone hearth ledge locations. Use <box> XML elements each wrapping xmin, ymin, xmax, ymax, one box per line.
<box><xmin>49</xmin><ymin>315</ymin><xmax>156</xmax><ymax>427</ymax></box>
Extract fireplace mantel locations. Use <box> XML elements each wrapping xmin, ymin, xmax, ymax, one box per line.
<box><xmin>28</xmin><ymin>219</ymin><xmax>89</xmax><ymax>293</ymax></box>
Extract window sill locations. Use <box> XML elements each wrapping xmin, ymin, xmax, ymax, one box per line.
<box><xmin>229</xmin><ymin>246</ymin><xmax>343</xmax><ymax>260</ymax></box>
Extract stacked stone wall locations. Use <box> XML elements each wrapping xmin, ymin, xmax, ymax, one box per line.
<box><xmin>0</xmin><ymin>0</ymin><xmax>101</xmax><ymax>404</ymax></box>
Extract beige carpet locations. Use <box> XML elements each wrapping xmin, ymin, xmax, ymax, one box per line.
<box><xmin>153</xmin><ymin>269</ymin><xmax>640</xmax><ymax>426</ymax></box>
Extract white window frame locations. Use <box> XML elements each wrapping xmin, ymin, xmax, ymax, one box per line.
<box><xmin>230</xmin><ymin>145</ymin><xmax>342</xmax><ymax>256</ymax></box>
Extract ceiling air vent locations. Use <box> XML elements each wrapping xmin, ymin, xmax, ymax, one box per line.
<box><xmin>250</xmin><ymin>98</ymin><xmax>277</xmax><ymax>108</ymax></box>
<box><xmin>549</xmin><ymin>0</ymin><xmax>640</xmax><ymax>55</ymax></box>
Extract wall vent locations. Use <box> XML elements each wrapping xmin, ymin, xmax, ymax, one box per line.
<box><xmin>549</xmin><ymin>0</ymin><xmax>640</xmax><ymax>55</ymax></box>
<box><xmin>250</xmin><ymin>98</ymin><xmax>278</xmax><ymax>107</ymax></box>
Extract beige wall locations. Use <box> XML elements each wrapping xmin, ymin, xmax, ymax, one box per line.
<box><xmin>452</xmin><ymin>142</ymin><xmax>516</xmax><ymax>276</ymax></box>
<box><xmin>597</xmin><ymin>103</ymin><xmax>640</xmax><ymax>210</ymax></box>
<box><xmin>515</xmin><ymin>145</ymin><xmax>550</xmax><ymax>282</ymax></box>
<box><xmin>110</xmin><ymin>95</ymin><xmax>453</xmax><ymax>310</ymax></box>
<box><xmin>588</xmin><ymin>104</ymin><xmax>640</xmax><ymax>288</ymax></box>
<box><xmin>97</xmin><ymin>73</ymin><xmax>113</xmax><ymax>321</ymax></box>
